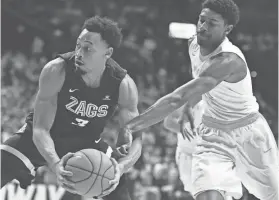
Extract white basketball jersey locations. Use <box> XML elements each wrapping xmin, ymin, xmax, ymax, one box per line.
<box><xmin>188</xmin><ymin>36</ymin><xmax>259</xmax><ymax>121</ymax></box>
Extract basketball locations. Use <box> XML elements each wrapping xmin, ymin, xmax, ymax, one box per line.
<box><xmin>65</xmin><ymin>149</ymin><xmax>115</xmax><ymax>197</ymax></box>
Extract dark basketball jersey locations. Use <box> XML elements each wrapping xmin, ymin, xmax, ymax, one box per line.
<box><xmin>50</xmin><ymin>52</ymin><xmax>126</xmax><ymax>141</ymax></box>
<box><xmin>20</xmin><ymin>52</ymin><xmax>127</xmax><ymax>159</ymax></box>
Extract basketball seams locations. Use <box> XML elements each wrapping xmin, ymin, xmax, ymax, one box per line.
<box><xmin>66</xmin><ymin>164</ymin><xmax>92</xmax><ymax>173</ymax></box>
<box><xmin>66</xmin><ymin>150</ymin><xmax>114</xmax><ymax>197</ymax></box>
<box><xmin>100</xmin><ymin>152</ymin><xmax>104</xmax><ymax>195</ymax></box>
<box><xmin>82</xmin><ymin>150</ymin><xmax>103</xmax><ymax>196</ymax></box>
<box><xmin>95</xmin><ymin>153</ymin><xmax>114</xmax><ymax>197</ymax></box>
<box><xmin>102</xmin><ymin>164</ymin><xmax>114</xmax><ymax>180</ymax></box>
<box><xmin>98</xmin><ymin>162</ymin><xmax>114</xmax><ymax>197</ymax></box>
<box><xmin>99</xmin><ymin>153</ymin><xmax>104</xmax><ymax>197</ymax></box>
<box><xmin>66</xmin><ymin>163</ymin><xmax>114</xmax><ymax>180</ymax></box>
<box><xmin>65</xmin><ymin>164</ymin><xmax>98</xmax><ymax>183</ymax></box>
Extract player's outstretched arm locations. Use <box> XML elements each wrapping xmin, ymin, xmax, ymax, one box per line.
<box><xmin>121</xmin><ymin>52</ymin><xmax>246</xmax><ymax>138</ymax></box>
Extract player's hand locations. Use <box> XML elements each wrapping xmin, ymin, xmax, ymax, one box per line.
<box><xmin>111</xmin><ymin>146</ymin><xmax>129</xmax><ymax>159</ymax></box>
<box><xmin>179</xmin><ymin>118</ymin><xmax>196</xmax><ymax>141</ymax></box>
<box><xmin>96</xmin><ymin>158</ymin><xmax>123</xmax><ymax>198</ymax></box>
<box><xmin>52</xmin><ymin>153</ymin><xmax>77</xmax><ymax>194</ymax></box>
<box><xmin>115</xmin><ymin>127</ymin><xmax>133</xmax><ymax>156</ymax></box>
<box><xmin>179</xmin><ymin>105</ymin><xmax>197</xmax><ymax>141</ymax></box>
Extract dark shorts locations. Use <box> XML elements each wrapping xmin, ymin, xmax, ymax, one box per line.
<box><xmin>1</xmin><ymin>121</ymin><xmax>42</xmax><ymax>189</ymax></box>
<box><xmin>1</xmin><ymin>148</ymin><xmax>131</xmax><ymax>199</ymax></box>
<box><xmin>1</xmin><ymin>124</ymin><xmax>131</xmax><ymax>200</ymax></box>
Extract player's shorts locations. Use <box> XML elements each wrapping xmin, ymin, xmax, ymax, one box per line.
<box><xmin>175</xmin><ymin>148</ymin><xmax>194</xmax><ymax>193</ymax></box>
<box><xmin>175</xmin><ymin>133</ymin><xmax>197</xmax><ymax>194</ymax></box>
<box><xmin>1</xmin><ymin>120</ymin><xmax>117</xmax><ymax>190</ymax></box>
<box><xmin>175</xmin><ymin>149</ymin><xmax>233</xmax><ymax>200</ymax></box>
<box><xmin>1</xmin><ymin>147</ymin><xmax>131</xmax><ymax>200</ymax></box>
<box><xmin>191</xmin><ymin>112</ymin><xmax>278</xmax><ymax>200</ymax></box>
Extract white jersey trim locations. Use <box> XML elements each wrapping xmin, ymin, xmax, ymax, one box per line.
<box><xmin>1</xmin><ymin>144</ymin><xmax>36</xmax><ymax>176</ymax></box>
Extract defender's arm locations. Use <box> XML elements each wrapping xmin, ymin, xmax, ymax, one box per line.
<box><xmin>123</xmin><ymin>52</ymin><xmax>246</xmax><ymax>135</ymax></box>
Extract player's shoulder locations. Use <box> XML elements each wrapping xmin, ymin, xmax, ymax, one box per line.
<box><xmin>41</xmin><ymin>57</ymin><xmax>66</xmax><ymax>77</ymax></box>
<box><xmin>119</xmin><ymin>74</ymin><xmax>138</xmax><ymax>94</ymax></box>
<box><xmin>39</xmin><ymin>58</ymin><xmax>66</xmax><ymax>90</ymax></box>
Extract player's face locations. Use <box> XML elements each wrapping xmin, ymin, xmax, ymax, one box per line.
<box><xmin>197</xmin><ymin>8</ymin><xmax>232</xmax><ymax>47</ymax></box>
<box><xmin>75</xmin><ymin>29</ymin><xmax>112</xmax><ymax>75</ymax></box>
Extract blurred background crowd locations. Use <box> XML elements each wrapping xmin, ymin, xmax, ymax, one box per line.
<box><xmin>1</xmin><ymin>0</ymin><xmax>278</xmax><ymax>200</ymax></box>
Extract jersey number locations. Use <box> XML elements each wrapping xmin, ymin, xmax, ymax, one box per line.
<box><xmin>72</xmin><ymin>118</ymin><xmax>89</xmax><ymax>127</ymax></box>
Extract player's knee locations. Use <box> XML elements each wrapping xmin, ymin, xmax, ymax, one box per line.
<box><xmin>196</xmin><ymin>190</ymin><xmax>225</xmax><ymax>200</ymax></box>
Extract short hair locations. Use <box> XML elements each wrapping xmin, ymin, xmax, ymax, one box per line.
<box><xmin>82</xmin><ymin>16</ymin><xmax>123</xmax><ymax>49</ymax></box>
<box><xmin>202</xmin><ymin>0</ymin><xmax>240</xmax><ymax>27</ymax></box>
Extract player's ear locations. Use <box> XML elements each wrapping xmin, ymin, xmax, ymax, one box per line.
<box><xmin>105</xmin><ymin>47</ymin><xmax>113</xmax><ymax>59</ymax></box>
<box><xmin>225</xmin><ymin>25</ymin><xmax>233</xmax><ymax>35</ymax></box>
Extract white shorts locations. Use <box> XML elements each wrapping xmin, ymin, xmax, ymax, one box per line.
<box><xmin>176</xmin><ymin>149</ymin><xmax>194</xmax><ymax>193</ymax></box>
<box><xmin>176</xmin><ymin>147</ymin><xmax>234</xmax><ymax>200</ymax></box>
<box><xmin>191</xmin><ymin>112</ymin><xmax>278</xmax><ymax>200</ymax></box>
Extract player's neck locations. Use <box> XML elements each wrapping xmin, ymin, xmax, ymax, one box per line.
<box><xmin>81</xmin><ymin>65</ymin><xmax>106</xmax><ymax>88</ymax></box>
<box><xmin>200</xmin><ymin>37</ymin><xmax>225</xmax><ymax>56</ymax></box>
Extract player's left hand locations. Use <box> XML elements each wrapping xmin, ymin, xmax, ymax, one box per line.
<box><xmin>96</xmin><ymin>158</ymin><xmax>123</xmax><ymax>198</ymax></box>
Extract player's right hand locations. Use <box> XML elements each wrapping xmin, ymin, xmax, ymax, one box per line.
<box><xmin>52</xmin><ymin>153</ymin><xmax>77</xmax><ymax>194</ymax></box>
<box><xmin>179</xmin><ymin>114</ymin><xmax>196</xmax><ymax>141</ymax></box>
<box><xmin>180</xmin><ymin>121</ymin><xmax>196</xmax><ymax>141</ymax></box>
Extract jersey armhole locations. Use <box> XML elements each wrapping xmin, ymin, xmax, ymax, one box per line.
<box><xmin>188</xmin><ymin>35</ymin><xmax>196</xmax><ymax>48</ymax></box>
<box><xmin>215</xmin><ymin>51</ymin><xmax>248</xmax><ymax>84</ymax></box>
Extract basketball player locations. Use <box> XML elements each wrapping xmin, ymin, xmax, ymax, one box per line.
<box><xmin>1</xmin><ymin>16</ymin><xmax>143</xmax><ymax>200</ymax></box>
<box><xmin>116</xmin><ymin>0</ymin><xmax>279</xmax><ymax>200</ymax></box>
